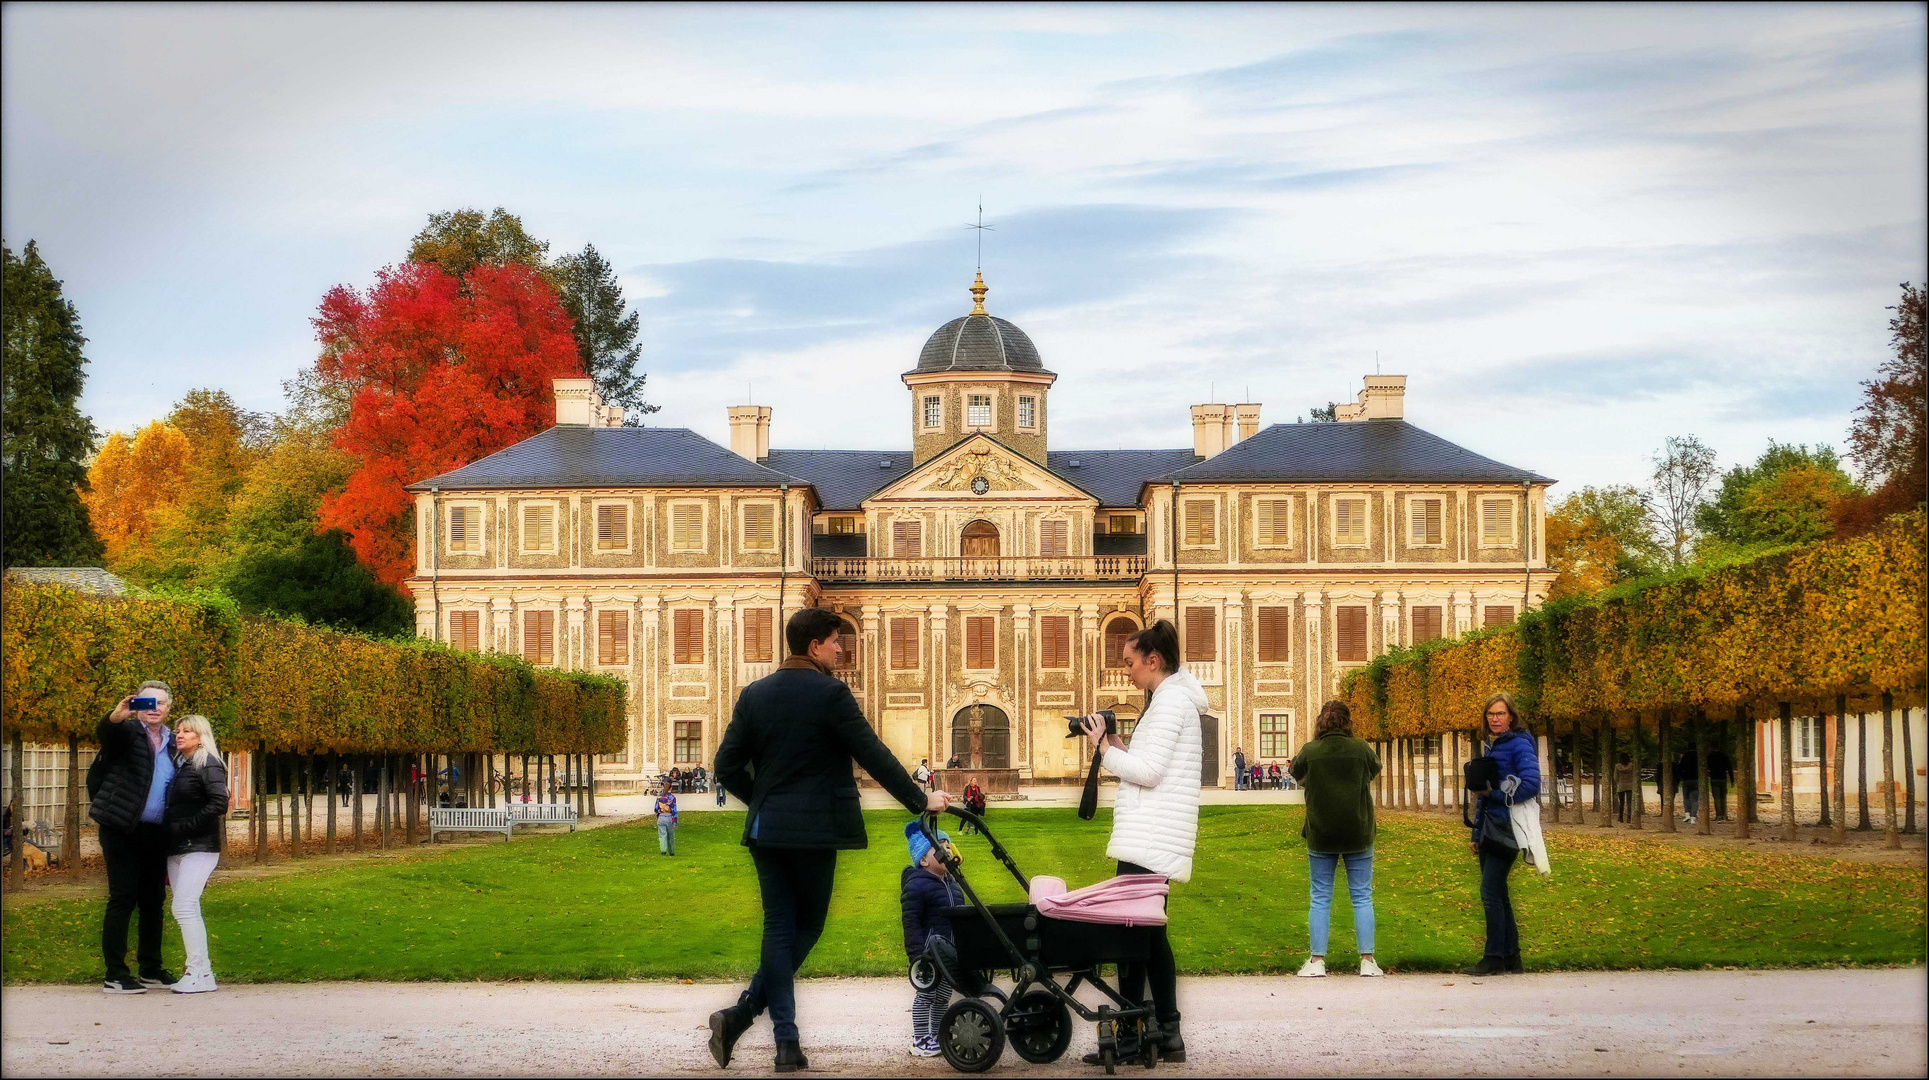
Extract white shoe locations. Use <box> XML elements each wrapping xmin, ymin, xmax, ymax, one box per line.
<box><xmin>1359</xmin><ymin>958</ymin><xmax>1383</xmax><ymax>977</ymax></box>
<box><xmin>1296</xmin><ymin>957</ymin><xmax>1326</xmax><ymax>978</ymax></box>
<box><xmin>910</xmin><ymin>1038</ymin><xmax>941</xmax><ymax>1058</ymax></box>
<box><xmin>170</xmin><ymin>972</ymin><xmax>218</xmax><ymax>994</ymax></box>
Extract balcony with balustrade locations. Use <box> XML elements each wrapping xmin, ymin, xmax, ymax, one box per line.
<box><xmin>810</xmin><ymin>555</ymin><xmax>1147</xmax><ymax>584</ymax></box>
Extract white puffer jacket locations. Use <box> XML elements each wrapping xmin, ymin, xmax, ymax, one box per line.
<box><xmin>1102</xmin><ymin>667</ymin><xmax>1206</xmax><ymax>882</ymax></box>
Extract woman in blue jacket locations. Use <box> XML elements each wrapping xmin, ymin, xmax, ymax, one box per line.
<box><xmin>1464</xmin><ymin>692</ymin><xmax>1538</xmax><ymax>976</ymax></box>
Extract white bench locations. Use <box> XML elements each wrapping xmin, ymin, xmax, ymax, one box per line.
<box><xmin>428</xmin><ymin>807</ymin><xmax>514</xmax><ymax>842</ymax></box>
<box><xmin>505</xmin><ymin>803</ymin><xmax>579</xmax><ymax>831</ymax></box>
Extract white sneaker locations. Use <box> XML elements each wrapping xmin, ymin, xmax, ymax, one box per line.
<box><xmin>911</xmin><ymin>1037</ymin><xmax>941</xmax><ymax>1058</ymax></box>
<box><xmin>1359</xmin><ymin>958</ymin><xmax>1383</xmax><ymax>977</ymax></box>
<box><xmin>1296</xmin><ymin>957</ymin><xmax>1326</xmax><ymax>978</ymax></box>
<box><xmin>170</xmin><ymin>972</ymin><xmax>218</xmax><ymax>994</ymax></box>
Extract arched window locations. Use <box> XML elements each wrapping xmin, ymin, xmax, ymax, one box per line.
<box><xmin>1103</xmin><ymin>616</ymin><xmax>1138</xmax><ymax>669</ymax></box>
<box><xmin>836</xmin><ymin>617</ymin><xmax>859</xmax><ymax>670</ymax></box>
<box><xmin>961</xmin><ymin>520</ymin><xmax>1000</xmax><ymax>558</ymax></box>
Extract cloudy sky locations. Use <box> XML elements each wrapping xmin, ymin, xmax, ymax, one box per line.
<box><xmin>4</xmin><ymin>3</ymin><xmax>1924</xmax><ymax>494</ymax></box>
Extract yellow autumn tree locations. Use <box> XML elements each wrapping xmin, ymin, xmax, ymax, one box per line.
<box><xmin>82</xmin><ymin>421</ymin><xmax>191</xmax><ymax>569</ymax></box>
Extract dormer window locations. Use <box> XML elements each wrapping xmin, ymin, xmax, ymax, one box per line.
<box><xmin>1018</xmin><ymin>396</ymin><xmax>1036</xmax><ymax>429</ymax></box>
<box><xmin>923</xmin><ymin>396</ymin><xmax>942</xmax><ymax>428</ymax></box>
<box><xmin>967</xmin><ymin>395</ymin><xmax>992</xmax><ymax>427</ymax></box>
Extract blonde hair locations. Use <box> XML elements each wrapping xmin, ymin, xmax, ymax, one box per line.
<box><xmin>174</xmin><ymin>715</ymin><xmax>221</xmax><ymax>768</ymax></box>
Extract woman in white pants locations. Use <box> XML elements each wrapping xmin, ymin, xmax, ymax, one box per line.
<box><xmin>164</xmin><ymin>715</ymin><xmax>228</xmax><ymax>993</ymax></box>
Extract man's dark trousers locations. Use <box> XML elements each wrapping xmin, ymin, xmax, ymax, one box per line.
<box><xmin>738</xmin><ymin>848</ymin><xmax>838</xmax><ymax>1043</ymax></box>
<box><xmin>100</xmin><ymin>822</ymin><xmax>168</xmax><ymax>980</ymax></box>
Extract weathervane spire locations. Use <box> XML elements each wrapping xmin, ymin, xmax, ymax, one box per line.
<box><xmin>966</xmin><ymin>200</ymin><xmax>993</xmax><ymax>313</ymax></box>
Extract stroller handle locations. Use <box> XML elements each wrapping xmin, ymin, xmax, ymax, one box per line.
<box><xmin>913</xmin><ymin>807</ymin><xmax>1031</xmax><ymax>894</ymax></box>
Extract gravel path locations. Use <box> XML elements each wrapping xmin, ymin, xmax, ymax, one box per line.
<box><xmin>4</xmin><ymin>968</ymin><xmax>1921</xmax><ymax>1076</ymax></box>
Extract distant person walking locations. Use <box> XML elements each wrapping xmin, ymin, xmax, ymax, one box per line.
<box><xmin>1674</xmin><ymin>748</ymin><xmax>1700</xmax><ymax>825</ymax></box>
<box><xmin>1706</xmin><ymin>746</ymin><xmax>1734</xmax><ymax>823</ymax></box>
<box><xmin>1463</xmin><ymin>692</ymin><xmax>1544</xmax><ymax>977</ymax></box>
<box><xmin>164</xmin><ymin>715</ymin><xmax>227</xmax><ymax>994</ymax></box>
<box><xmin>90</xmin><ymin>681</ymin><xmax>179</xmax><ymax>993</ymax></box>
<box><xmin>1614</xmin><ymin>755</ymin><xmax>1635</xmax><ymax>823</ymax></box>
<box><xmin>655</xmin><ymin>790</ymin><xmax>679</xmax><ymax>855</ymax></box>
<box><xmin>708</xmin><ymin>608</ymin><xmax>948</xmax><ymax>1073</ymax></box>
<box><xmin>1290</xmin><ymin>701</ymin><xmax>1382</xmax><ymax>978</ymax></box>
<box><xmin>1234</xmin><ymin>748</ymin><xmax>1248</xmax><ymax>790</ymax></box>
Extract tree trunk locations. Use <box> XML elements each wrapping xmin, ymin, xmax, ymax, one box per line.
<box><xmin>520</xmin><ymin>755</ymin><xmax>529</xmax><ymax>803</ymax></box>
<box><xmin>1745</xmin><ymin>712</ymin><xmax>1760</xmax><ymax>824</ymax></box>
<box><xmin>1733</xmin><ymin>706</ymin><xmax>1750</xmax><ymax>839</ymax></box>
<box><xmin>350</xmin><ymin>754</ymin><xmax>364</xmax><ymax>851</ymax></box>
<box><xmin>1630</xmin><ymin>713</ymin><xmax>1644</xmax><ymax>830</ymax></box>
<box><xmin>1566</xmin><ymin>728</ymin><xmax>1583</xmax><ymax>826</ymax></box>
<box><xmin>1598</xmin><ymin>718</ymin><xmax>1615</xmax><ymax>828</ymax></box>
<box><xmin>1832</xmin><ymin>696</ymin><xmax>1847</xmax><ymax>844</ymax></box>
<box><xmin>405</xmin><ymin>754</ymin><xmax>418</xmax><ymax>846</ymax></box>
<box><xmin>1903</xmin><ymin>707</ymin><xmax>1917</xmax><ymax>836</ymax></box>
<box><xmin>64</xmin><ymin>733</ymin><xmax>82</xmax><ymax>874</ymax></box>
<box><xmin>378</xmin><ymin>754</ymin><xmax>391</xmax><ymax>851</ymax></box>
<box><xmin>1780</xmin><ymin>701</ymin><xmax>1797</xmax><ymax>841</ymax></box>
<box><xmin>1660</xmin><ymin>714</ymin><xmax>1676</xmax><ymax>833</ymax></box>
<box><xmin>1817</xmin><ymin>710</ymin><xmax>1833</xmax><ymax>830</ymax></box>
<box><xmin>275</xmin><ymin>754</ymin><xmax>286</xmax><ymax>850</ymax></box>
<box><xmin>588</xmin><ymin>755</ymin><xmax>597</xmax><ymax>818</ymax></box>
<box><xmin>1856</xmin><ymin>712</ymin><xmax>1872</xmax><ymax>830</ymax></box>
<box><xmin>1695</xmin><ymin>711</ymin><xmax>1712</xmax><ymax>836</ymax></box>
<box><xmin>1881</xmin><ymin>693</ymin><xmax>1898</xmax><ymax>849</ymax></box>
<box><xmin>254</xmin><ymin>743</ymin><xmax>267</xmax><ymax>862</ymax></box>
<box><xmin>325</xmin><ymin>752</ymin><xmax>338</xmax><ymax>855</ymax></box>
<box><xmin>8</xmin><ymin>733</ymin><xmax>24</xmax><ymax>892</ymax></box>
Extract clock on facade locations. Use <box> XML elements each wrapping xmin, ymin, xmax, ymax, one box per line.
<box><xmin>971</xmin><ymin>476</ymin><xmax>989</xmax><ymax>495</ymax></box>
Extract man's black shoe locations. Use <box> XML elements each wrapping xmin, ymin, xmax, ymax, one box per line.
<box><xmin>1504</xmin><ymin>953</ymin><xmax>1524</xmax><ymax>974</ymax></box>
<box><xmin>102</xmin><ymin>976</ymin><xmax>147</xmax><ymax>995</ymax></box>
<box><xmin>709</xmin><ymin>1006</ymin><xmax>752</xmax><ymax>1068</ymax></box>
<box><xmin>774</xmin><ymin>1041</ymin><xmax>809</xmax><ymax>1072</ymax></box>
<box><xmin>137</xmin><ymin>969</ymin><xmax>178</xmax><ymax>988</ymax></box>
<box><xmin>1158</xmin><ymin>1020</ymin><xmax>1186</xmax><ymax>1063</ymax></box>
<box><xmin>1460</xmin><ymin>956</ymin><xmax>1508</xmax><ymax>977</ymax></box>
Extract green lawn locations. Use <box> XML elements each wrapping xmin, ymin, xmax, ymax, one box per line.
<box><xmin>3</xmin><ymin>806</ymin><xmax>1921</xmax><ymax>983</ymax></box>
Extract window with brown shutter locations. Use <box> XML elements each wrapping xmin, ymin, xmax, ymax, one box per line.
<box><xmin>598</xmin><ymin>610</ymin><xmax>629</xmax><ymax>665</ymax></box>
<box><xmin>1335</xmin><ymin>605</ymin><xmax>1368</xmax><ymax>662</ymax></box>
<box><xmin>742</xmin><ymin>608</ymin><xmax>773</xmax><ymax>663</ymax></box>
<box><xmin>1256</xmin><ymin>499</ymin><xmax>1290</xmax><ymax>546</ymax></box>
<box><xmin>596</xmin><ymin>504</ymin><xmax>628</xmax><ymax>550</ymax></box>
<box><xmin>1184</xmin><ymin>607</ymin><xmax>1216</xmax><ymax>662</ymax></box>
<box><xmin>1410</xmin><ymin>498</ymin><xmax>1443</xmax><ymax>546</ymax></box>
<box><xmin>522</xmin><ymin>610</ymin><xmax>555</xmax><ymax>665</ymax></box>
<box><xmin>890</xmin><ymin>617</ymin><xmax>919</xmax><ymax>669</ymax></box>
<box><xmin>1039</xmin><ymin>615</ymin><xmax>1070</xmax><ymax>668</ymax></box>
<box><xmin>447</xmin><ymin>506</ymin><xmax>479</xmax><ymax>553</ymax></box>
<box><xmin>1103</xmin><ymin>616</ymin><xmax>1136</xmax><ymax>668</ymax></box>
<box><xmin>1481</xmin><ymin>499</ymin><xmax>1514</xmax><ymax>545</ymax></box>
<box><xmin>522</xmin><ymin>504</ymin><xmax>556</xmax><ymax>552</ymax></box>
<box><xmin>672</xmin><ymin>608</ymin><xmax>703</xmax><ymax>664</ymax></box>
<box><xmin>742</xmin><ymin>503</ymin><xmax>776</xmax><ymax>551</ymax></box>
<box><xmin>1483</xmin><ymin>605</ymin><xmax>1515</xmax><ymax>628</ymax></box>
<box><xmin>1039</xmin><ymin>520</ymin><xmax>1068</xmax><ymax>557</ymax></box>
<box><xmin>449</xmin><ymin>610</ymin><xmax>479</xmax><ymax>651</ymax></box>
<box><xmin>1182</xmin><ymin>499</ymin><xmax>1214</xmax><ymax>545</ymax></box>
<box><xmin>671</xmin><ymin>505</ymin><xmax>704</xmax><ymax>551</ymax></box>
<box><xmin>965</xmin><ymin>616</ymin><xmax>995</xmax><ymax>669</ymax></box>
<box><xmin>1256</xmin><ymin>606</ymin><xmax>1291</xmax><ymax>662</ymax></box>
<box><xmin>892</xmin><ymin>519</ymin><xmax>922</xmax><ymax>558</ymax></box>
<box><xmin>1412</xmin><ymin>605</ymin><xmax>1444</xmax><ymax>643</ymax></box>
<box><xmin>1333</xmin><ymin>498</ymin><xmax>1366</xmax><ymax>545</ymax></box>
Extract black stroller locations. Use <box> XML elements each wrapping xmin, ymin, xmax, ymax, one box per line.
<box><xmin>910</xmin><ymin>808</ymin><xmax>1164</xmax><ymax>1074</ymax></box>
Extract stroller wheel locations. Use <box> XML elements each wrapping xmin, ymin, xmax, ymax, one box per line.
<box><xmin>939</xmin><ymin>998</ymin><xmax>1005</xmax><ymax>1073</ymax></box>
<box><xmin>1004</xmin><ymin>990</ymin><xmax>1072</xmax><ymax>1064</ymax></box>
<box><xmin>909</xmin><ymin>955</ymin><xmax>940</xmax><ymax>992</ymax></box>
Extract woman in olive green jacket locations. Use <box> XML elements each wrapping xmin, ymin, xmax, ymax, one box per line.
<box><xmin>1288</xmin><ymin>700</ymin><xmax>1383</xmax><ymax>978</ymax></box>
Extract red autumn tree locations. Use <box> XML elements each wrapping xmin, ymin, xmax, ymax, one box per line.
<box><xmin>315</xmin><ymin>261</ymin><xmax>582</xmax><ymax>586</ymax></box>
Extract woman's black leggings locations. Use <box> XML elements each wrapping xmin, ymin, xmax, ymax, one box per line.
<box><xmin>1116</xmin><ymin>860</ymin><xmax>1179</xmax><ymax>1024</ymax></box>
<box><xmin>1478</xmin><ymin>848</ymin><xmax>1520</xmax><ymax>958</ymax></box>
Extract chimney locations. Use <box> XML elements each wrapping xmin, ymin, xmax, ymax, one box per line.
<box><xmin>1235</xmin><ymin>403</ymin><xmax>1261</xmax><ymax>442</ymax></box>
<box><xmin>728</xmin><ymin>405</ymin><xmax>771</xmax><ymax>461</ymax></box>
<box><xmin>1191</xmin><ymin>403</ymin><xmax>1231</xmax><ymax>458</ymax></box>
<box><xmin>554</xmin><ymin>378</ymin><xmax>625</xmax><ymax>426</ymax></box>
<box><xmin>1334</xmin><ymin>375</ymin><xmax>1406</xmax><ymax>422</ymax></box>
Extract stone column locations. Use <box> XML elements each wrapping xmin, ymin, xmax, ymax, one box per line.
<box><xmin>564</xmin><ymin>596</ymin><xmax>588</xmax><ymax>672</ymax></box>
<box><xmin>861</xmin><ymin>605</ymin><xmax>882</xmax><ymax>727</ymax></box>
<box><xmin>489</xmin><ymin>596</ymin><xmax>513</xmax><ymax>654</ymax></box>
<box><xmin>1301</xmin><ymin>591</ymin><xmax>1325</xmax><ymax>706</ymax></box>
<box><xmin>1451</xmin><ymin>591</ymin><xmax>1474</xmax><ymax>639</ymax></box>
<box><xmin>414</xmin><ymin>595</ymin><xmax>436</xmax><ymax>641</ymax></box>
<box><xmin>1378</xmin><ymin>592</ymin><xmax>1401</xmax><ymax>657</ymax></box>
<box><xmin>1079</xmin><ymin>603</ymin><xmax>1101</xmax><ymax>717</ymax></box>
<box><xmin>930</xmin><ymin>607</ymin><xmax>949</xmax><ymax>763</ymax></box>
<box><xmin>639</xmin><ymin>597</ymin><xmax>662</xmax><ymax>770</ymax></box>
<box><xmin>714</xmin><ymin>598</ymin><xmax>736</xmax><ymax>758</ymax></box>
<box><xmin>1224</xmin><ymin>593</ymin><xmax>1245</xmax><ymax>786</ymax></box>
<box><xmin>1013</xmin><ymin>602</ymin><xmax>1033</xmax><ymax>771</ymax></box>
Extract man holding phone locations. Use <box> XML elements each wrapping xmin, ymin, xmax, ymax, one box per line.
<box><xmin>91</xmin><ymin>680</ymin><xmax>179</xmax><ymax>993</ymax></box>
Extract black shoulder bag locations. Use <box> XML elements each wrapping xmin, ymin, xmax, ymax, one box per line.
<box><xmin>1077</xmin><ymin>744</ymin><xmax>1104</xmax><ymax>821</ymax></box>
<box><xmin>1461</xmin><ymin>752</ymin><xmax>1518</xmax><ymax>857</ymax></box>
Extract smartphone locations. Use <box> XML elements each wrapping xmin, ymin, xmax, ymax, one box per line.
<box><xmin>128</xmin><ymin>696</ymin><xmax>159</xmax><ymax>712</ymax></box>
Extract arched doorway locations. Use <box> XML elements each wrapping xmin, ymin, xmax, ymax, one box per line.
<box><xmin>950</xmin><ymin>703</ymin><xmax>1010</xmax><ymax>769</ymax></box>
<box><xmin>834</xmin><ymin>617</ymin><xmax>859</xmax><ymax>673</ymax></box>
<box><xmin>1103</xmin><ymin>615</ymin><xmax>1138</xmax><ymax>669</ymax></box>
<box><xmin>961</xmin><ymin>520</ymin><xmax>1001</xmax><ymax>558</ymax></box>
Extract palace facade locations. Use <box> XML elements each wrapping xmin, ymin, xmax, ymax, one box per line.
<box><xmin>405</xmin><ymin>274</ymin><xmax>1554</xmax><ymax>791</ymax></box>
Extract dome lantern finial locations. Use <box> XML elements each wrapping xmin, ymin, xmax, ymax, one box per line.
<box><xmin>969</xmin><ymin>271</ymin><xmax>988</xmax><ymax>315</ymax></box>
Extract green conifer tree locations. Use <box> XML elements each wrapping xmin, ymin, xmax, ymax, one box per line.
<box><xmin>555</xmin><ymin>243</ymin><xmax>658</xmax><ymax>423</ymax></box>
<box><xmin>2</xmin><ymin>241</ymin><xmax>105</xmax><ymax>567</ymax></box>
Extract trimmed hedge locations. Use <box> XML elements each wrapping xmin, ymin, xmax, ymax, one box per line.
<box><xmin>0</xmin><ymin>582</ymin><xmax>625</xmax><ymax>754</ymax></box>
<box><xmin>1341</xmin><ymin>509</ymin><xmax>1927</xmax><ymax>736</ymax></box>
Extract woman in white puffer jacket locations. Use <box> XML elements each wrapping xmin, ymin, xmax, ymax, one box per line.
<box><xmin>1079</xmin><ymin>619</ymin><xmax>1204</xmax><ymax>1062</ymax></box>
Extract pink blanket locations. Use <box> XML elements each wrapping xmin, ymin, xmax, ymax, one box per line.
<box><xmin>1030</xmin><ymin>873</ymin><xmax>1169</xmax><ymax>927</ymax></box>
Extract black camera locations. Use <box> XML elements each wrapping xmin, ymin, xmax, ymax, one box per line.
<box><xmin>1065</xmin><ymin>709</ymin><xmax>1117</xmax><ymax>739</ymax></box>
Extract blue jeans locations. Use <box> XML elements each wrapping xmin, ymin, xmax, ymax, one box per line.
<box><xmin>1236</xmin><ymin>772</ymin><xmax>1248</xmax><ymax>790</ymax></box>
<box><xmin>1478</xmin><ymin>848</ymin><xmax>1519</xmax><ymax>958</ymax></box>
<box><xmin>1307</xmin><ymin>849</ymin><xmax>1374</xmax><ymax>956</ymax></box>
<box><xmin>657</xmin><ymin>817</ymin><xmax>676</xmax><ymax>854</ymax></box>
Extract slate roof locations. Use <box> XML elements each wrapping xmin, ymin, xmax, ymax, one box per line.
<box><xmin>4</xmin><ymin>566</ymin><xmax>127</xmax><ymax>596</ymax></box>
<box><xmin>1047</xmin><ymin>449</ymin><xmax>1203</xmax><ymax>508</ymax></box>
<box><xmin>762</xmin><ymin>450</ymin><xmax>914</xmax><ymax>511</ymax></box>
<box><xmin>1151</xmin><ymin>421</ymin><xmax>1553</xmax><ymax>491</ymax></box>
<box><xmin>406</xmin><ymin>426</ymin><xmax>806</xmax><ymax>492</ymax></box>
<box><xmin>913</xmin><ymin>314</ymin><xmax>1049</xmax><ymax>373</ymax></box>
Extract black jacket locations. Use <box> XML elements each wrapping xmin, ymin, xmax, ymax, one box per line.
<box><xmin>900</xmin><ymin>864</ymin><xmax>964</xmax><ymax>958</ymax></box>
<box><xmin>716</xmin><ymin>657</ymin><xmax>927</xmax><ymax>849</ymax></box>
<box><xmin>165</xmin><ymin>753</ymin><xmax>229</xmax><ymax>855</ymax></box>
<box><xmin>89</xmin><ymin>712</ymin><xmax>168</xmax><ymax>834</ymax></box>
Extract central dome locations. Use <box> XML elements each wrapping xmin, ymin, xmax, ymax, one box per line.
<box><xmin>910</xmin><ymin>272</ymin><xmax>1050</xmax><ymax>374</ymax></box>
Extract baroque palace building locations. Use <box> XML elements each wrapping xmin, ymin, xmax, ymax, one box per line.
<box><xmin>405</xmin><ymin>274</ymin><xmax>1553</xmax><ymax>792</ymax></box>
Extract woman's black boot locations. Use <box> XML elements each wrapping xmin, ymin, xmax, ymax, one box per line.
<box><xmin>775</xmin><ymin>1041</ymin><xmax>810</xmax><ymax>1073</ymax></box>
<box><xmin>1459</xmin><ymin>956</ymin><xmax>1508</xmax><ymax>976</ymax></box>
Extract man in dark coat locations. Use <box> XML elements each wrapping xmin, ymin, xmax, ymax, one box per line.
<box><xmin>708</xmin><ymin>608</ymin><xmax>947</xmax><ymax>1072</ymax></box>
<box><xmin>90</xmin><ymin>680</ymin><xmax>179</xmax><ymax>993</ymax></box>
